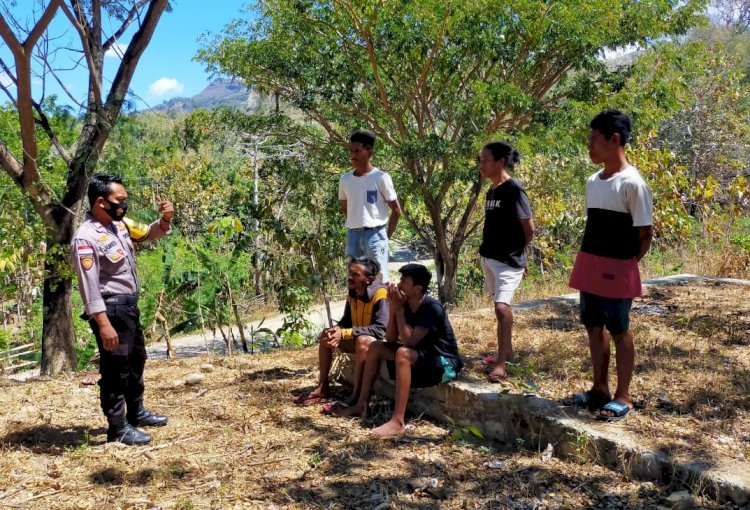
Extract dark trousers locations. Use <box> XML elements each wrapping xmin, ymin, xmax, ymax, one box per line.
<box><xmin>88</xmin><ymin>303</ymin><xmax>147</xmax><ymax>425</ymax></box>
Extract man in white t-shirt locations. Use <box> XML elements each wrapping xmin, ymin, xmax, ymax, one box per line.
<box><xmin>339</xmin><ymin>130</ymin><xmax>402</xmax><ymax>282</ymax></box>
<box><xmin>567</xmin><ymin>109</ymin><xmax>653</xmax><ymax>423</ymax></box>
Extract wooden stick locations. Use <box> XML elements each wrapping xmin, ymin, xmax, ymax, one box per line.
<box><xmin>245</xmin><ymin>456</ymin><xmax>292</xmax><ymax>467</ymax></box>
<box><xmin>1</xmin><ymin>489</ymin><xmax>64</xmax><ymax>507</ymax></box>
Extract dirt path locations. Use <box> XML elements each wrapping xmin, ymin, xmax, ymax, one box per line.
<box><xmin>146</xmin><ymin>254</ymin><xmax>434</xmax><ymax>360</ymax></box>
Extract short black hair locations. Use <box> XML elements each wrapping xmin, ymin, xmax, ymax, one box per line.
<box><xmin>350</xmin><ymin>256</ymin><xmax>380</xmax><ymax>279</ymax></box>
<box><xmin>349</xmin><ymin>130</ymin><xmax>376</xmax><ymax>150</ymax></box>
<box><xmin>483</xmin><ymin>141</ymin><xmax>520</xmax><ymax>169</ymax></box>
<box><xmin>398</xmin><ymin>263</ymin><xmax>431</xmax><ymax>295</ymax></box>
<box><xmin>590</xmin><ymin>109</ymin><xmax>632</xmax><ymax>147</ymax></box>
<box><xmin>88</xmin><ymin>174</ymin><xmax>123</xmax><ymax>208</ymax></box>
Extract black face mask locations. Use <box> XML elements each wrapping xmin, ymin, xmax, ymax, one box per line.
<box><xmin>102</xmin><ymin>198</ymin><xmax>128</xmax><ymax>220</ymax></box>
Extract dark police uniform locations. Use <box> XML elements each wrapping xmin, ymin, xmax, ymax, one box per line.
<box><xmin>71</xmin><ymin>213</ymin><xmax>169</xmax><ymax>431</ymax></box>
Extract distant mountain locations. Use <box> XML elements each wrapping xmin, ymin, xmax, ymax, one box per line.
<box><xmin>149</xmin><ymin>79</ymin><xmax>278</xmax><ymax>113</ymax></box>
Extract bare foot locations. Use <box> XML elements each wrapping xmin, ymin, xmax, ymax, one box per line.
<box><xmin>370</xmin><ymin>419</ymin><xmax>405</xmax><ymax>439</ymax></box>
<box><xmin>487</xmin><ymin>364</ymin><xmax>507</xmax><ymax>382</ymax></box>
<box><xmin>332</xmin><ymin>403</ymin><xmax>367</xmax><ymax>418</ymax></box>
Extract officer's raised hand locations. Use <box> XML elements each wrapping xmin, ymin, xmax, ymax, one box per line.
<box><xmin>157</xmin><ymin>198</ymin><xmax>174</xmax><ymax>223</ymax></box>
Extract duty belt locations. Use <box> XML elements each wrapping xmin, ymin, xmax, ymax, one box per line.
<box><xmin>103</xmin><ymin>295</ymin><xmax>138</xmax><ymax>305</ymax></box>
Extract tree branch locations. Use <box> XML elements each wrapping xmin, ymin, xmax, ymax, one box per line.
<box><xmin>103</xmin><ymin>0</ymin><xmax>149</xmax><ymax>51</ymax></box>
<box><xmin>0</xmin><ymin>9</ymin><xmax>23</xmax><ymax>57</ymax></box>
<box><xmin>32</xmin><ymin>101</ymin><xmax>72</xmax><ymax>164</ymax></box>
<box><xmin>0</xmin><ymin>57</ymin><xmax>18</xmax><ymax>108</ymax></box>
<box><xmin>41</xmin><ymin>57</ymin><xmax>87</xmax><ymax>110</ymax></box>
<box><xmin>104</xmin><ymin>0</ymin><xmax>168</xmax><ymax>121</ymax></box>
<box><xmin>453</xmin><ymin>177</ymin><xmax>482</xmax><ymax>249</ymax></box>
<box><xmin>22</xmin><ymin>0</ymin><xmax>62</xmax><ymax>52</ymax></box>
<box><xmin>58</xmin><ymin>0</ymin><xmax>104</xmax><ymax>108</ymax></box>
<box><xmin>401</xmin><ymin>6</ymin><xmax>449</xmax><ymax>117</ymax></box>
<box><xmin>0</xmin><ymin>140</ymin><xmax>23</xmax><ymax>183</ymax></box>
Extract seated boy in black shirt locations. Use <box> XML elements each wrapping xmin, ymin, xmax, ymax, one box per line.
<box><xmin>334</xmin><ymin>264</ymin><xmax>463</xmax><ymax>438</ymax></box>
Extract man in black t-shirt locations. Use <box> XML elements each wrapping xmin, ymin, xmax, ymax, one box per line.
<box><xmin>478</xmin><ymin>142</ymin><xmax>535</xmax><ymax>382</ymax></box>
<box><xmin>333</xmin><ymin>264</ymin><xmax>463</xmax><ymax>438</ymax></box>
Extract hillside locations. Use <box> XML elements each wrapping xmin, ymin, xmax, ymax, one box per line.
<box><xmin>150</xmin><ymin>78</ymin><xmax>279</xmax><ymax>113</ymax></box>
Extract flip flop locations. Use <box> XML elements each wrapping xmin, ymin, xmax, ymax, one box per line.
<box><xmin>483</xmin><ymin>355</ymin><xmax>498</xmax><ymax>365</ymax></box>
<box><xmin>596</xmin><ymin>400</ymin><xmax>632</xmax><ymax>422</ymax></box>
<box><xmin>563</xmin><ymin>391</ymin><xmax>609</xmax><ymax>412</ymax></box>
<box><xmin>292</xmin><ymin>393</ymin><xmax>325</xmax><ymax>406</ymax></box>
<box><xmin>321</xmin><ymin>401</ymin><xmax>347</xmax><ymax>415</ymax></box>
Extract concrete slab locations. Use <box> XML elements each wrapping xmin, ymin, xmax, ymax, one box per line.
<box><xmin>340</xmin><ymin>274</ymin><xmax>750</xmax><ymax>506</ymax></box>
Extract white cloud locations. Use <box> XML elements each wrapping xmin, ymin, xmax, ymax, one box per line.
<box><xmin>105</xmin><ymin>42</ymin><xmax>128</xmax><ymax>59</ymax></box>
<box><xmin>148</xmin><ymin>77</ymin><xmax>185</xmax><ymax>98</ymax></box>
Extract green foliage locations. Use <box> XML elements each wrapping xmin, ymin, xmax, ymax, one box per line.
<box><xmin>0</xmin><ymin>329</ymin><xmax>9</xmax><ymax>351</ymax></box>
<box><xmin>276</xmin><ymin>284</ymin><xmax>316</xmax><ymax>347</ymax></box>
<box><xmin>450</xmin><ymin>425</ymin><xmax>485</xmax><ymax>443</ymax></box>
<box><xmin>4</xmin><ymin>1</ymin><xmax>749</xmax><ymax>353</ymax></box>
<box><xmin>198</xmin><ymin>0</ymin><xmax>706</xmax><ymax>301</ymax></box>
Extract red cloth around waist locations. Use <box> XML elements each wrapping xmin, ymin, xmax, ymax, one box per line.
<box><xmin>569</xmin><ymin>251</ymin><xmax>642</xmax><ymax>299</ymax></box>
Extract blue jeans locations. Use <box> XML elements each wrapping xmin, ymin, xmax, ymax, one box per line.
<box><xmin>346</xmin><ymin>225</ymin><xmax>389</xmax><ymax>282</ymax></box>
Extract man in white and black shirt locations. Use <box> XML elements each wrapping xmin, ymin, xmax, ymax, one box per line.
<box><xmin>568</xmin><ymin>109</ymin><xmax>653</xmax><ymax>422</ymax></box>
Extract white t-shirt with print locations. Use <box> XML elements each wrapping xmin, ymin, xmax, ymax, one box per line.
<box><xmin>338</xmin><ymin>168</ymin><xmax>398</xmax><ymax>229</ymax></box>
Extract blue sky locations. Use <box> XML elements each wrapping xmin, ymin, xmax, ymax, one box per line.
<box><xmin>0</xmin><ymin>0</ymin><xmax>252</xmax><ymax>111</ymax></box>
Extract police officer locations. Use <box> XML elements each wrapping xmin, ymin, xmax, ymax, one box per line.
<box><xmin>71</xmin><ymin>174</ymin><xmax>174</xmax><ymax>445</ymax></box>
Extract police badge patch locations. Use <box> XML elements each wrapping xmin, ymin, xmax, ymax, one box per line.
<box><xmin>78</xmin><ymin>245</ymin><xmax>95</xmax><ymax>271</ymax></box>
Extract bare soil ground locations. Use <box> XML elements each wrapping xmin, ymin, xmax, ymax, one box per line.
<box><xmin>453</xmin><ymin>280</ymin><xmax>750</xmax><ymax>466</ymax></box>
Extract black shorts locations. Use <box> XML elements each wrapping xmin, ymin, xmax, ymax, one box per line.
<box><xmin>579</xmin><ymin>292</ymin><xmax>633</xmax><ymax>335</ymax></box>
<box><xmin>383</xmin><ymin>343</ymin><xmax>458</xmax><ymax>388</ymax></box>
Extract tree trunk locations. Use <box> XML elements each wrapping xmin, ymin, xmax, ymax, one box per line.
<box><xmin>41</xmin><ymin>233</ymin><xmax>77</xmax><ymax>373</ymax></box>
<box><xmin>435</xmin><ymin>247</ymin><xmax>459</xmax><ymax>304</ymax></box>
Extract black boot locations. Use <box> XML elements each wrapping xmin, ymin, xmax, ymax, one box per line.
<box><xmin>107</xmin><ymin>419</ymin><xmax>152</xmax><ymax>445</ymax></box>
<box><xmin>127</xmin><ymin>406</ymin><xmax>169</xmax><ymax>427</ymax></box>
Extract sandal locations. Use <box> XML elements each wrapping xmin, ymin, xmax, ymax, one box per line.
<box><xmin>292</xmin><ymin>393</ymin><xmax>326</xmax><ymax>406</ymax></box>
<box><xmin>563</xmin><ymin>390</ymin><xmax>609</xmax><ymax>412</ymax></box>
<box><xmin>596</xmin><ymin>400</ymin><xmax>632</xmax><ymax>422</ymax></box>
<box><xmin>321</xmin><ymin>401</ymin><xmax>347</xmax><ymax>415</ymax></box>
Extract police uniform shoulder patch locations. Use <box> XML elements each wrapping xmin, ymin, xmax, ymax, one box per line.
<box><xmin>97</xmin><ymin>234</ymin><xmax>111</xmax><ymax>243</ymax></box>
<box><xmin>78</xmin><ymin>244</ymin><xmax>95</xmax><ymax>271</ymax></box>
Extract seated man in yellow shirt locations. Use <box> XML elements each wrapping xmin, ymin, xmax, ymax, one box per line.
<box><xmin>293</xmin><ymin>257</ymin><xmax>388</xmax><ymax>409</ymax></box>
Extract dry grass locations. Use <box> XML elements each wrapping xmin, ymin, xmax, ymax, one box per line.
<box><xmin>453</xmin><ymin>280</ymin><xmax>750</xmax><ymax>465</ymax></box>
<box><xmin>0</xmin><ymin>345</ymin><xmax>736</xmax><ymax>509</ymax></box>
<box><xmin>0</xmin><ymin>279</ymin><xmax>748</xmax><ymax>509</ymax></box>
